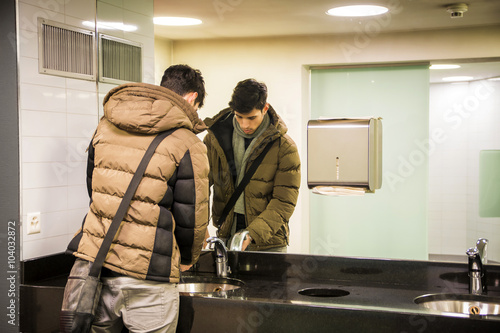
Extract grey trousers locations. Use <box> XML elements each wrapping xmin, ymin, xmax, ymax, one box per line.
<box><xmin>91</xmin><ymin>276</ymin><xmax>179</xmax><ymax>333</ymax></box>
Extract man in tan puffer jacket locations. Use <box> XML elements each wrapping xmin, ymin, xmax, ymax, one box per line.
<box><xmin>66</xmin><ymin>65</ymin><xmax>209</xmax><ymax>332</ymax></box>
<box><xmin>204</xmin><ymin>79</ymin><xmax>300</xmax><ymax>252</ymax></box>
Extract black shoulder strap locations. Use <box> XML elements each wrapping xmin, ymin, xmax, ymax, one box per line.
<box><xmin>216</xmin><ymin>139</ymin><xmax>275</xmax><ymax>227</ymax></box>
<box><xmin>89</xmin><ymin>129</ymin><xmax>176</xmax><ymax>277</ymax></box>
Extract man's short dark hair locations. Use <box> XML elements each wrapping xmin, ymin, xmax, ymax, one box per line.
<box><xmin>160</xmin><ymin>64</ymin><xmax>206</xmax><ymax>108</ymax></box>
<box><xmin>229</xmin><ymin>79</ymin><xmax>267</xmax><ymax>114</ymax></box>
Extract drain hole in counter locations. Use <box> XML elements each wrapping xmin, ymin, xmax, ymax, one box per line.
<box><xmin>298</xmin><ymin>288</ymin><xmax>350</xmax><ymax>297</ymax></box>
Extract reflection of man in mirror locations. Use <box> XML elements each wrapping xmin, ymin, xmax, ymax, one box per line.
<box><xmin>204</xmin><ymin>79</ymin><xmax>301</xmax><ymax>252</ymax></box>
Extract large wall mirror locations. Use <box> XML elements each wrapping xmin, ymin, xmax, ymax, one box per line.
<box><xmin>149</xmin><ymin>0</ymin><xmax>500</xmax><ymax>263</ymax></box>
<box><xmin>15</xmin><ymin>0</ymin><xmax>498</xmax><ymax>268</ymax></box>
<box><xmin>33</xmin><ymin>0</ymin><xmax>492</xmax><ymax>266</ymax></box>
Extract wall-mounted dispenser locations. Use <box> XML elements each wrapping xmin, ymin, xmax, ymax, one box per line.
<box><xmin>307</xmin><ymin>118</ymin><xmax>382</xmax><ymax>195</ymax></box>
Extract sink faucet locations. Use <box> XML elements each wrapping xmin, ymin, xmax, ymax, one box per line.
<box><xmin>207</xmin><ymin>237</ymin><xmax>231</xmax><ymax>278</ymax></box>
<box><xmin>228</xmin><ymin>230</ymin><xmax>250</xmax><ymax>251</ymax></box>
<box><xmin>466</xmin><ymin>238</ymin><xmax>488</xmax><ymax>295</ymax></box>
<box><xmin>476</xmin><ymin>238</ymin><xmax>488</xmax><ymax>265</ymax></box>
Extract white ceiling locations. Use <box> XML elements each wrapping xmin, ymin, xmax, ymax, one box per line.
<box><xmin>153</xmin><ymin>0</ymin><xmax>500</xmax><ymax>40</ymax></box>
<box><xmin>153</xmin><ymin>0</ymin><xmax>500</xmax><ymax>82</ymax></box>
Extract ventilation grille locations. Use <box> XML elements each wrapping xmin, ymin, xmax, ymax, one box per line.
<box><xmin>99</xmin><ymin>35</ymin><xmax>142</xmax><ymax>84</ymax></box>
<box><xmin>38</xmin><ymin>18</ymin><xmax>95</xmax><ymax>80</ymax></box>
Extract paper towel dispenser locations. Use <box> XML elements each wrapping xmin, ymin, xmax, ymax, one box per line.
<box><xmin>307</xmin><ymin>118</ymin><xmax>382</xmax><ymax>192</ymax></box>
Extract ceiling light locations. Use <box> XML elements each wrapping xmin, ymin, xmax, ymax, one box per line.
<box><xmin>326</xmin><ymin>5</ymin><xmax>389</xmax><ymax>17</ymax></box>
<box><xmin>83</xmin><ymin>21</ymin><xmax>137</xmax><ymax>32</ymax></box>
<box><xmin>153</xmin><ymin>17</ymin><xmax>202</xmax><ymax>26</ymax></box>
<box><xmin>442</xmin><ymin>76</ymin><xmax>473</xmax><ymax>82</ymax></box>
<box><xmin>430</xmin><ymin>64</ymin><xmax>461</xmax><ymax>70</ymax></box>
<box><xmin>488</xmin><ymin>77</ymin><xmax>500</xmax><ymax>81</ymax></box>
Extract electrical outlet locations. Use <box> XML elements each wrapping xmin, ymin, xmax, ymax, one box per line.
<box><xmin>27</xmin><ymin>212</ymin><xmax>41</xmax><ymax>235</ymax></box>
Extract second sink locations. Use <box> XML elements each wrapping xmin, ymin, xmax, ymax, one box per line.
<box><xmin>414</xmin><ymin>293</ymin><xmax>500</xmax><ymax>316</ymax></box>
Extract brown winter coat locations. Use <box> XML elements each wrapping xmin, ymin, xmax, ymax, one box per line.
<box><xmin>68</xmin><ymin>83</ymin><xmax>209</xmax><ymax>283</ymax></box>
<box><xmin>203</xmin><ymin>106</ymin><xmax>300</xmax><ymax>250</ymax></box>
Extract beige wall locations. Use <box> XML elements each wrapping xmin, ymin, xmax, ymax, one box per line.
<box><xmin>155</xmin><ymin>25</ymin><xmax>500</xmax><ymax>254</ymax></box>
<box><xmin>154</xmin><ymin>37</ymin><xmax>173</xmax><ymax>85</ymax></box>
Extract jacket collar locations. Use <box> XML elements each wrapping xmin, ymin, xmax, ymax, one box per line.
<box><xmin>205</xmin><ymin>104</ymin><xmax>287</xmax><ymax>139</ymax></box>
<box><xmin>103</xmin><ymin>82</ymin><xmax>207</xmax><ymax>135</ymax></box>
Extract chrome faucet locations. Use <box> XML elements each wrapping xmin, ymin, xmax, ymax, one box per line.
<box><xmin>466</xmin><ymin>238</ymin><xmax>488</xmax><ymax>295</ymax></box>
<box><xmin>207</xmin><ymin>237</ymin><xmax>231</xmax><ymax>278</ymax></box>
<box><xmin>228</xmin><ymin>230</ymin><xmax>250</xmax><ymax>251</ymax></box>
<box><xmin>476</xmin><ymin>238</ymin><xmax>488</xmax><ymax>265</ymax></box>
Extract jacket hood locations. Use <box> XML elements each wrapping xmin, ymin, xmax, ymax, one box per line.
<box><xmin>204</xmin><ymin>105</ymin><xmax>288</xmax><ymax>139</ymax></box>
<box><xmin>103</xmin><ymin>82</ymin><xmax>207</xmax><ymax>135</ymax></box>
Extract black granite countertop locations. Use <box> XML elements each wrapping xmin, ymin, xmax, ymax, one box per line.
<box><xmin>21</xmin><ymin>251</ymin><xmax>500</xmax><ymax>332</ymax></box>
<box><xmin>176</xmin><ymin>251</ymin><xmax>500</xmax><ymax>332</ymax></box>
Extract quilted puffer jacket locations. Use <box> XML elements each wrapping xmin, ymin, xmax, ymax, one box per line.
<box><xmin>203</xmin><ymin>106</ymin><xmax>300</xmax><ymax>251</ymax></box>
<box><xmin>67</xmin><ymin>83</ymin><xmax>209</xmax><ymax>283</ymax></box>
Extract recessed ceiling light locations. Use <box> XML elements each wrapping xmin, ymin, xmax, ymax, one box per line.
<box><xmin>326</xmin><ymin>5</ymin><xmax>389</xmax><ymax>17</ymax></box>
<box><xmin>83</xmin><ymin>21</ymin><xmax>137</xmax><ymax>32</ymax></box>
<box><xmin>442</xmin><ymin>76</ymin><xmax>473</xmax><ymax>82</ymax></box>
<box><xmin>487</xmin><ymin>77</ymin><xmax>500</xmax><ymax>81</ymax></box>
<box><xmin>430</xmin><ymin>64</ymin><xmax>461</xmax><ymax>70</ymax></box>
<box><xmin>153</xmin><ymin>17</ymin><xmax>202</xmax><ymax>26</ymax></box>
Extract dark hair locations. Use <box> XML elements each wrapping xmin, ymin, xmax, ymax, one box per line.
<box><xmin>229</xmin><ymin>79</ymin><xmax>267</xmax><ymax>114</ymax></box>
<box><xmin>160</xmin><ymin>64</ymin><xmax>206</xmax><ymax>108</ymax></box>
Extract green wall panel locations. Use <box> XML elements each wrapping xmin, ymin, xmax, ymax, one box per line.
<box><xmin>479</xmin><ymin>150</ymin><xmax>500</xmax><ymax>218</ymax></box>
<box><xmin>309</xmin><ymin>65</ymin><xmax>429</xmax><ymax>260</ymax></box>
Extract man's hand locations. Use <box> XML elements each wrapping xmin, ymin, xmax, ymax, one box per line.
<box><xmin>241</xmin><ymin>234</ymin><xmax>252</xmax><ymax>251</ymax></box>
<box><xmin>180</xmin><ymin>264</ymin><xmax>192</xmax><ymax>272</ymax></box>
